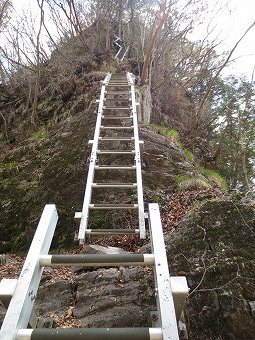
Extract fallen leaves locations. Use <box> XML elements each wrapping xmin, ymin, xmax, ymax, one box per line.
<box><xmin>0</xmin><ymin>253</ymin><xmax>24</xmax><ymax>279</ymax></box>
<box><xmin>44</xmin><ymin>307</ymin><xmax>80</xmax><ymax>328</ymax></box>
<box><xmin>162</xmin><ymin>188</ymin><xmax>223</xmax><ymax>234</ymax></box>
<box><xmin>42</xmin><ymin>267</ymin><xmax>75</xmax><ymax>284</ymax></box>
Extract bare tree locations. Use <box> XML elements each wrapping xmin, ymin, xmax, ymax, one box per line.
<box><xmin>140</xmin><ymin>0</ymin><xmax>167</xmax><ymax>86</ymax></box>
<box><xmin>198</xmin><ymin>20</ymin><xmax>255</xmax><ymax>115</ymax></box>
<box><xmin>0</xmin><ymin>0</ymin><xmax>10</xmax><ymax>30</ymax></box>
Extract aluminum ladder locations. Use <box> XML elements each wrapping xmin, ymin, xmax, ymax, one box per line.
<box><xmin>113</xmin><ymin>36</ymin><xmax>129</xmax><ymax>60</ymax></box>
<box><xmin>0</xmin><ymin>73</ymin><xmax>189</xmax><ymax>340</ymax></box>
<box><xmin>75</xmin><ymin>72</ymin><xmax>145</xmax><ymax>244</ymax></box>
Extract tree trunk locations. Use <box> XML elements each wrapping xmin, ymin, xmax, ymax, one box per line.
<box><xmin>140</xmin><ymin>1</ymin><xmax>167</xmax><ymax>86</ymax></box>
<box><xmin>140</xmin><ymin>84</ymin><xmax>152</xmax><ymax>123</ymax></box>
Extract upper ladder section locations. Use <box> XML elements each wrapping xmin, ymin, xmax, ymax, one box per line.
<box><xmin>113</xmin><ymin>35</ymin><xmax>129</xmax><ymax>60</ymax></box>
<box><xmin>77</xmin><ymin>72</ymin><xmax>145</xmax><ymax>244</ymax></box>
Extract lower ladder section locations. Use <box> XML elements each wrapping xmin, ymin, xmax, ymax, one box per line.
<box><xmin>0</xmin><ymin>204</ymin><xmax>188</xmax><ymax>340</ymax></box>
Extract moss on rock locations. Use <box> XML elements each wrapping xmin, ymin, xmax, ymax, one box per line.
<box><xmin>167</xmin><ymin>200</ymin><xmax>255</xmax><ymax>339</ymax></box>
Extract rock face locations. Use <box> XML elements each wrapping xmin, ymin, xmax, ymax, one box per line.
<box><xmin>0</xmin><ymin>112</ymin><xmax>195</xmax><ymax>252</ymax></box>
<box><xmin>0</xmin><ymin>249</ymin><xmax>155</xmax><ymax>329</ymax></box>
<box><xmin>167</xmin><ymin>201</ymin><xmax>255</xmax><ymax>340</ymax></box>
<box><xmin>31</xmin><ymin>267</ymin><xmax>155</xmax><ymax>329</ymax></box>
<box><xmin>73</xmin><ymin>267</ymin><xmax>155</xmax><ymax>327</ymax></box>
<box><xmin>140</xmin><ymin>125</ymin><xmax>194</xmax><ymax>193</ymax></box>
<box><xmin>35</xmin><ymin>280</ymin><xmax>72</xmax><ymax>315</ymax></box>
<box><xmin>0</xmin><ymin>101</ymin><xmax>97</xmax><ymax>252</ymax></box>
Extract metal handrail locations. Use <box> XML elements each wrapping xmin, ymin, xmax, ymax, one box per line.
<box><xmin>113</xmin><ymin>35</ymin><xmax>128</xmax><ymax>60</ymax></box>
<box><xmin>127</xmin><ymin>72</ymin><xmax>146</xmax><ymax>239</ymax></box>
<box><xmin>77</xmin><ymin>73</ymin><xmax>111</xmax><ymax>244</ymax></box>
<box><xmin>0</xmin><ymin>205</ymin><xmax>58</xmax><ymax>340</ymax></box>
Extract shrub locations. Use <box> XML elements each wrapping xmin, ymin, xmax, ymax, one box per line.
<box><xmin>176</xmin><ymin>175</ymin><xmax>211</xmax><ymax>191</ymax></box>
<box><xmin>198</xmin><ymin>166</ymin><xmax>227</xmax><ymax>190</ymax></box>
<box><xmin>30</xmin><ymin>127</ymin><xmax>49</xmax><ymax>142</ymax></box>
<box><xmin>182</xmin><ymin>147</ymin><xmax>195</xmax><ymax>162</ymax></box>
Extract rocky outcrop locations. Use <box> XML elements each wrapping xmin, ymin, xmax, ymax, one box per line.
<box><xmin>0</xmin><ymin>114</ymin><xmax>196</xmax><ymax>252</ymax></box>
<box><xmin>167</xmin><ymin>200</ymin><xmax>255</xmax><ymax>340</ymax></box>
<box><xmin>73</xmin><ymin>267</ymin><xmax>154</xmax><ymax>327</ymax></box>
<box><xmin>35</xmin><ymin>280</ymin><xmax>72</xmax><ymax>315</ymax></box>
<box><xmin>140</xmin><ymin>125</ymin><xmax>194</xmax><ymax>194</ymax></box>
<box><xmin>0</xmin><ymin>246</ymin><xmax>155</xmax><ymax>329</ymax></box>
<box><xmin>0</xmin><ymin>94</ymin><xmax>97</xmax><ymax>252</ymax></box>
<box><xmin>32</xmin><ymin>267</ymin><xmax>155</xmax><ymax>329</ymax></box>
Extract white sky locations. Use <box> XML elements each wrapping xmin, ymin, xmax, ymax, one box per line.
<box><xmin>10</xmin><ymin>0</ymin><xmax>255</xmax><ymax>78</ymax></box>
<box><xmin>186</xmin><ymin>0</ymin><xmax>255</xmax><ymax>78</ymax></box>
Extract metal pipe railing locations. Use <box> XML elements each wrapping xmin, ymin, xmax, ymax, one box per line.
<box><xmin>16</xmin><ymin>328</ymin><xmax>163</xmax><ymax>340</ymax></box>
<box><xmin>77</xmin><ymin>73</ymin><xmax>111</xmax><ymax>244</ymax></box>
<box><xmin>0</xmin><ymin>205</ymin><xmax>58</xmax><ymax>340</ymax></box>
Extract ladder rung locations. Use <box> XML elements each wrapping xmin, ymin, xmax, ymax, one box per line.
<box><xmin>106</xmin><ymin>91</ymin><xmax>131</xmax><ymax>95</ymax></box>
<box><xmin>40</xmin><ymin>254</ymin><xmax>154</xmax><ymax>267</ymax></box>
<box><xmin>95</xmin><ymin>165</ymin><xmax>136</xmax><ymax>170</ymax></box>
<box><xmin>89</xmin><ymin>203</ymin><xmax>138</xmax><ymax>209</ymax></box>
<box><xmin>99</xmin><ymin>137</ymin><xmax>134</xmax><ymax>141</ymax></box>
<box><xmin>100</xmin><ymin>126</ymin><xmax>134</xmax><ymax>130</ymax></box>
<box><xmin>86</xmin><ymin>229</ymin><xmax>140</xmax><ymax>235</ymax></box>
<box><xmin>16</xmin><ymin>328</ymin><xmax>162</xmax><ymax>339</ymax></box>
<box><xmin>102</xmin><ymin>115</ymin><xmax>133</xmax><ymax>119</ymax></box>
<box><xmin>97</xmin><ymin>150</ymin><xmax>135</xmax><ymax>155</ymax></box>
<box><xmin>107</xmin><ymin>84</ymin><xmax>130</xmax><ymax>87</ymax></box>
<box><xmin>107</xmin><ymin>84</ymin><xmax>129</xmax><ymax>86</ymax></box>
<box><xmin>103</xmin><ymin>107</ymin><xmax>132</xmax><ymax>110</ymax></box>
<box><xmin>92</xmin><ymin>183</ymin><xmax>137</xmax><ymax>188</ymax></box>
<box><xmin>105</xmin><ymin>96</ymin><xmax>131</xmax><ymax>99</ymax></box>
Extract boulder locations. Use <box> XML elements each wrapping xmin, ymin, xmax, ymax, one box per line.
<box><xmin>73</xmin><ymin>267</ymin><xmax>155</xmax><ymax>327</ymax></box>
<box><xmin>82</xmin><ymin>244</ymin><xmax>128</xmax><ymax>254</ymax></box>
<box><xmin>35</xmin><ymin>280</ymin><xmax>72</xmax><ymax>315</ymax></box>
<box><xmin>167</xmin><ymin>201</ymin><xmax>255</xmax><ymax>339</ymax></box>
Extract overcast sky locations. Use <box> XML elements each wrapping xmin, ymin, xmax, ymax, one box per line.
<box><xmin>11</xmin><ymin>0</ymin><xmax>255</xmax><ymax>78</ymax></box>
<box><xmin>191</xmin><ymin>0</ymin><xmax>255</xmax><ymax>78</ymax></box>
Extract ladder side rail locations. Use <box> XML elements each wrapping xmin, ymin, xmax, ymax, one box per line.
<box><xmin>127</xmin><ymin>72</ymin><xmax>146</xmax><ymax>239</ymax></box>
<box><xmin>0</xmin><ymin>205</ymin><xmax>58</xmax><ymax>340</ymax></box>
<box><xmin>78</xmin><ymin>73</ymin><xmax>111</xmax><ymax>244</ymax></box>
<box><xmin>115</xmin><ymin>46</ymin><xmax>123</xmax><ymax>59</ymax></box>
<box><xmin>121</xmin><ymin>46</ymin><xmax>129</xmax><ymax>61</ymax></box>
<box><xmin>148</xmin><ymin>203</ymin><xmax>179</xmax><ymax>340</ymax></box>
<box><xmin>113</xmin><ymin>36</ymin><xmax>123</xmax><ymax>59</ymax></box>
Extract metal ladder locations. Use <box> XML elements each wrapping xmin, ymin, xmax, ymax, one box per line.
<box><xmin>0</xmin><ymin>73</ymin><xmax>189</xmax><ymax>340</ymax></box>
<box><xmin>113</xmin><ymin>36</ymin><xmax>129</xmax><ymax>61</ymax></box>
<box><xmin>76</xmin><ymin>72</ymin><xmax>145</xmax><ymax>244</ymax></box>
